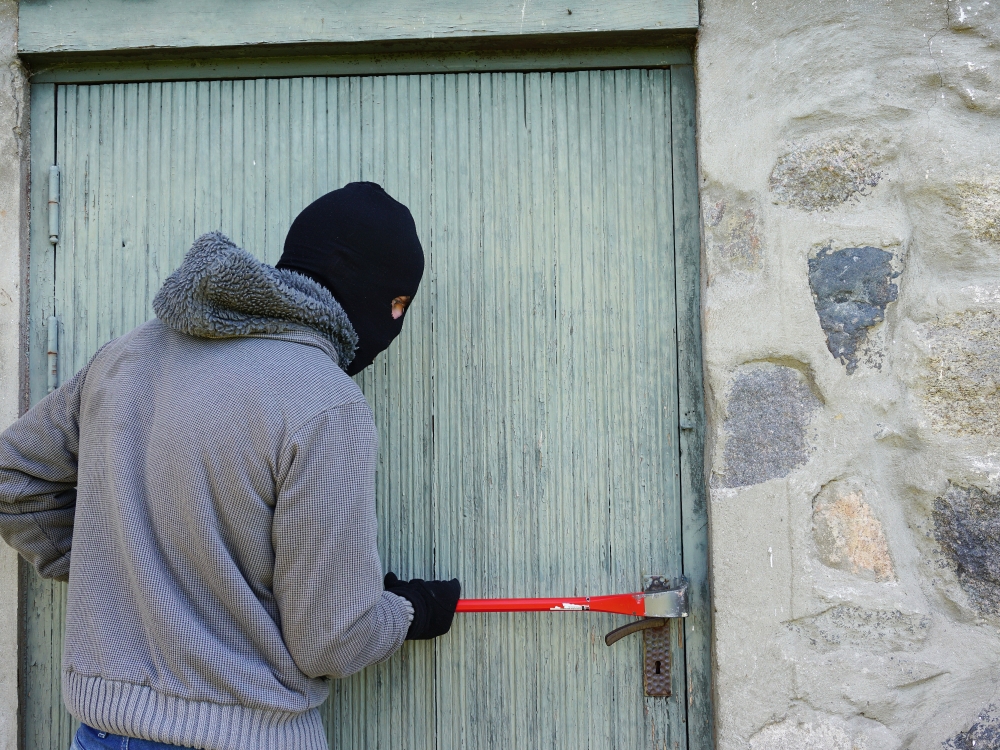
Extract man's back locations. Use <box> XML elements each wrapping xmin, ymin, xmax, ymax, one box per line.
<box><xmin>0</xmin><ymin>235</ymin><xmax>413</xmax><ymax>750</ymax></box>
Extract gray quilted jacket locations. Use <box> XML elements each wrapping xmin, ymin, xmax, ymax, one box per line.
<box><xmin>0</xmin><ymin>233</ymin><xmax>413</xmax><ymax>750</ymax></box>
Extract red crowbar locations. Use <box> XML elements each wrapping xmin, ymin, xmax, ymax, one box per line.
<box><xmin>456</xmin><ymin>578</ymin><xmax>689</xmax><ymax>619</ymax></box>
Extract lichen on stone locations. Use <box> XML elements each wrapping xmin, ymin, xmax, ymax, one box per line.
<box><xmin>720</xmin><ymin>363</ymin><xmax>821</xmax><ymax>488</ymax></box>
<box><xmin>958</xmin><ymin>178</ymin><xmax>1000</xmax><ymax>243</ymax></box>
<box><xmin>945</xmin><ymin>705</ymin><xmax>1000</xmax><ymax>750</ymax></box>
<box><xmin>705</xmin><ymin>197</ymin><xmax>763</xmax><ymax>271</ymax></box>
<box><xmin>922</xmin><ymin>312</ymin><xmax>1000</xmax><ymax>438</ymax></box>
<box><xmin>808</xmin><ymin>246</ymin><xmax>899</xmax><ymax>374</ymax></box>
<box><xmin>934</xmin><ymin>483</ymin><xmax>1000</xmax><ymax>616</ymax></box>
<box><xmin>769</xmin><ymin>138</ymin><xmax>882</xmax><ymax>211</ymax></box>
<box><xmin>813</xmin><ymin>483</ymin><xmax>895</xmax><ymax>582</ymax></box>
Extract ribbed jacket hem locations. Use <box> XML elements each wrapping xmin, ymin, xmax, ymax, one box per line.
<box><xmin>63</xmin><ymin>671</ymin><xmax>327</xmax><ymax>750</ymax></box>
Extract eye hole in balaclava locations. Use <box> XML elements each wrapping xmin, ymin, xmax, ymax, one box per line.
<box><xmin>276</xmin><ymin>182</ymin><xmax>424</xmax><ymax>375</ymax></box>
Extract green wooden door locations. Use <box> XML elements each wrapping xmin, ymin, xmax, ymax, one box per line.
<box><xmin>25</xmin><ymin>67</ymin><xmax>708</xmax><ymax>750</ymax></box>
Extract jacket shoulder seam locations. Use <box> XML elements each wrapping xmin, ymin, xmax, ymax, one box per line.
<box><xmin>285</xmin><ymin>398</ymin><xmax>372</xmax><ymax>442</ymax></box>
<box><xmin>276</xmin><ymin>398</ymin><xmax>374</xmax><ymax>489</ymax></box>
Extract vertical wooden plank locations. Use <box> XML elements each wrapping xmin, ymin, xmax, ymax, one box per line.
<box><xmin>358</xmin><ymin>76</ymin><xmax>372</xmax><ymax>186</ymax></box>
<box><xmin>289</xmin><ymin>77</ymin><xmax>305</xmax><ymax>223</ymax></box>
<box><xmin>219</xmin><ymin>80</ymin><xmax>234</xmax><ymax>242</ymax></box>
<box><xmin>271</xmin><ymin>77</ymin><xmax>288</xmax><ymax>261</ymax></box>
<box><xmin>167</xmin><ymin>82</ymin><xmax>185</xmax><ymax>276</ymax></box>
<box><xmin>658</xmin><ymin>65</ymin><xmax>691</xmax><ymax>719</ymax></box>
<box><xmin>27</xmin><ymin>84</ymin><xmax>54</xmax><ymax>408</ymax></box>
<box><xmin>496</xmin><ymin>67</ymin><xmax>520</xmax><ymax>747</ymax></box>
<box><xmin>366</xmin><ymin>71</ymin><xmax>393</xmax><ymax>750</ymax></box>
<box><xmin>236</xmin><ymin>80</ymin><xmax>249</xmax><ymax>246</ymax></box>
<box><xmin>249</xmin><ymin>79</ymin><xmax>266</xmax><ymax>257</ymax></box>
<box><xmin>134</xmin><ymin>84</ymin><xmax>151</xmax><ymax>320</ymax></box>
<box><xmin>57</xmin><ymin>81</ymin><xmax>73</xmax><ymax>746</ymax></box>
<box><xmin>88</xmin><ymin>84</ymin><xmax>108</xmax><ymax>356</ymax></box>
<box><xmin>207</xmin><ymin>79</ymin><xmax>223</xmax><ymax>234</ymax></box>
<box><xmin>548</xmin><ymin>69</ymin><xmax>572</xmax><ymax>744</ymax></box>
<box><xmin>311</xmin><ymin>78</ymin><xmax>325</xmax><ymax>197</ymax></box>
<box><xmin>122</xmin><ymin>84</ymin><xmax>142</xmax><ymax>331</ymax></box>
<box><xmin>334</xmin><ymin>78</ymin><xmax>348</xmax><ymax>189</ymax></box>
<box><xmin>417</xmin><ymin>74</ymin><xmax>436</xmax><ymax>750</ymax></box>
<box><xmin>378</xmin><ymin>72</ymin><xmax>400</xmax><ymax>750</ymax></box>
<box><xmin>179</xmin><ymin>82</ymin><xmax>197</xmax><ymax>273</ymax></box>
<box><xmin>44</xmin><ymin>82</ymin><xmax>75</xmax><ymax>748</ymax></box>
<box><xmin>21</xmin><ymin>81</ymin><xmax>61</xmax><ymax>750</ymax></box>
<box><xmin>368</xmin><ymin>74</ymin><xmax>385</xmax><ymax>185</ymax></box>
<box><xmin>671</xmin><ymin>63</ymin><xmax>714</xmax><ymax>750</ymax></box>
<box><xmin>147</xmin><ymin>82</ymin><xmax>164</xmax><ymax>310</ymax></box>
<box><xmin>427</xmin><ymin>71</ymin><xmax>451</xmax><ymax>750</ymax></box>
<box><xmin>535</xmin><ymin>68</ymin><xmax>562</xmax><ymax>750</ymax></box>
<box><xmin>194</xmin><ymin>80</ymin><xmax>211</xmax><ymax>236</ymax></box>
<box><xmin>225</xmin><ymin>81</ymin><xmax>241</xmax><ymax>245</ymax></box>
<box><xmin>152</xmin><ymin>81</ymin><xmax>170</xmax><ymax>299</ymax></box>
<box><xmin>109</xmin><ymin>83</ymin><xmax>125</xmax><ymax>339</ymax></box>
<box><xmin>407</xmin><ymin>72</ymin><xmax>435</xmax><ymax>750</ymax></box>
<box><xmin>164</xmin><ymin>82</ymin><xmax>179</xmax><ymax>275</ymax></box>
<box><xmin>59</xmin><ymin>84</ymin><xmax>79</xmax><ymax>392</ymax></box>
<box><xmin>302</xmin><ymin>76</ymin><xmax>316</xmax><ymax>211</ymax></box>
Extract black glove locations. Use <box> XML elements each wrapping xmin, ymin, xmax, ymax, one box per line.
<box><xmin>384</xmin><ymin>572</ymin><xmax>461</xmax><ymax>640</ymax></box>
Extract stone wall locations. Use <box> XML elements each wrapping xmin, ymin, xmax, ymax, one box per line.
<box><xmin>697</xmin><ymin>0</ymin><xmax>1000</xmax><ymax>747</ymax></box>
<box><xmin>0</xmin><ymin>2</ymin><xmax>26</xmax><ymax>749</ymax></box>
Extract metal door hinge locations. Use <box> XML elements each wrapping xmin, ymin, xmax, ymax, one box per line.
<box><xmin>47</xmin><ymin>316</ymin><xmax>58</xmax><ymax>393</ymax></box>
<box><xmin>48</xmin><ymin>165</ymin><xmax>60</xmax><ymax>246</ymax></box>
<box><xmin>604</xmin><ymin>575</ymin><xmax>688</xmax><ymax>698</ymax></box>
<box><xmin>46</xmin><ymin>165</ymin><xmax>61</xmax><ymax>392</ymax></box>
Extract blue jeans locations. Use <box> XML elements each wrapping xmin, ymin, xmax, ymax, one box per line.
<box><xmin>71</xmin><ymin>724</ymin><xmax>192</xmax><ymax>750</ymax></box>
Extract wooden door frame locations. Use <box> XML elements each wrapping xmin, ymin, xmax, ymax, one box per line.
<box><xmin>23</xmin><ymin>35</ymin><xmax>711</xmax><ymax>750</ymax></box>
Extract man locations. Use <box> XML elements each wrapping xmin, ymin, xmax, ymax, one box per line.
<box><xmin>0</xmin><ymin>182</ymin><xmax>460</xmax><ymax>750</ymax></box>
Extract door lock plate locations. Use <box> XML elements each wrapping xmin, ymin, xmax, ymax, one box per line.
<box><xmin>643</xmin><ymin>621</ymin><xmax>671</xmax><ymax>697</ymax></box>
<box><xmin>642</xmin><ymin>575</ymin><xmax>676</xmax><ymax>697</ymax></box>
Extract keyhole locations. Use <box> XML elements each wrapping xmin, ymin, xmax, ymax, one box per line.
<box><xmin>654</xmin><ymin>660</ymin><xmax>661</xmax><ymax>674</ymax></box>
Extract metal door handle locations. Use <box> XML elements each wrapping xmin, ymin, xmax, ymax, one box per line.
<box><xmin>604</xmin><ymin>617</ymin><xmax>668</xmax><ymax>646</ymax></box>
<box><xmin>602</xmin><ymin>576</ymin><xmax>688</xmax><ymax>698</ymax></box>
<box><xmin>603</xmin><ymin>576</ymin><xmax>688</xmax><ymax>644</ymax></box>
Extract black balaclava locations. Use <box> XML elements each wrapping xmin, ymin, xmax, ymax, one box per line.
<box><xmin>276</xmin><ymin>182</ymin><xmax>424</xmax><ymax>375</ymax></box>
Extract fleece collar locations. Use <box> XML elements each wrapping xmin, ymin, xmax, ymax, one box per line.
<box><xmin>152</xmin><ymin>232</ymin><xmax>358</xmax><ymax>370</ymax></box>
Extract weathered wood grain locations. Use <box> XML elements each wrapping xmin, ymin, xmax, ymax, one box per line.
<box><xmin>22</xmin><ymin>81</ymin><xmax>79</xmax><ymax>750</ymax></box>
<box><xmin>27</xmin><ymin>85</ymin><xmax>52</xmax><ymax>408</ymax></box>
<box><xmin>671</xmin><ymin>63</ymin><xmax>714</xmax><ymax>750</ymax></box>
<box><xmin>30</xmin><ymin>45</ymin><xmax>692</xmax><ymax>84</ymax></box>
<box><xmin>19</xmin><ymin>0</ymin><xmax>699</xmax><ymax>56</ymax></box>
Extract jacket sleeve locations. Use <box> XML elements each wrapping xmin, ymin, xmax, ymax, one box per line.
<box><xmin>273</xmin><ymin>399</ymin><xmax>412</xmax><ymax>679</ymax></box>
<box><xmin>0</xmin><ymin>360</ymin><xmax>93</xmax><ymax>582</ymax></box>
